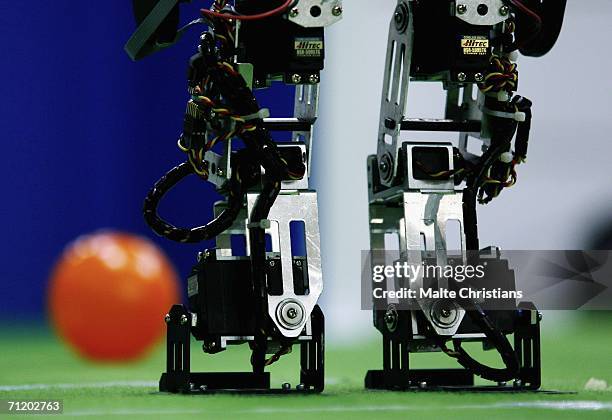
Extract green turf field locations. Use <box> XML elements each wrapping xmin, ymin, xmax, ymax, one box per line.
<box><xmin>1</xmin><ymin>313</ymin><xmax>611</xmax><ymax>419</ymax></box>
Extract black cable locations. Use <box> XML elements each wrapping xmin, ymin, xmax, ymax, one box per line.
<box><xmin>452</xmin><ymin>300</ymin><xmax>520</xmax><ymax>382</ymax></box>
<box><xmin>143</xmin><ymin>161</ymin><xmax>246</xmax><ymax>243</ymax></box>
<box><xmin>248</xmin><ymin>180</ymin><xmax>282</xmax><ymax>372</ymax></box>
<box><xmin>516</xmin><ymin>0</ymin><xmax>567</xmax><ymax>57</ymax></box>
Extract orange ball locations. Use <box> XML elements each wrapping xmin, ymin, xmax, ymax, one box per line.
<box><xmin>48</xmin><ymin>232</ymin><xmax>180</xmax><ymax>362</ymax></box>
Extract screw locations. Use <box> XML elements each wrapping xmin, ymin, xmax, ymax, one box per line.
<box><xmin>379</xmin><ymin>160</ymin><xmax>389</xmax><ymax>173</ymax></box>
<box><xmin>189</xmin><ymin>383</ymin><xmax>196</xmax><ymax>391</ymax></box>
<box><xmin>282</xmin><ymin>382</ymin><xmax>291</xmax><ymax>391</ymax></box>
<box><xmin>500</xmin><ymin>5</ymin><xmax>510</xmax><ymax>16</ymax></box>
<box><xmin>269</xmin><ymin>260</ymin><xmax>276</xmax><ymax>267</ymax></box>
<box><xmin>289</xmin><ymin>8</ymin><xmax>299</xmax><ymax>18</ymax></box>
<box><xmin>419</xmin><ymin>381</ymin><xmax>427</xmax><ymax>389</ymax></box>
<box><xmin>180</xmin><ymin>314</ymin><xmax>189</xmax><ymax>325</ymax></box>
<box><xmin>199</xmin><ymin>385</ymin><xmax>208</xmax><ymax>392</ymax></box>
<box><xmin>296</xmin><ymin>383</ymin><xmax>306</xmax><ymax>391</ymax></box>
<box><xmin>203</xmin><ymin>341</ymin><xmax>217</xmax><ymax>352</ymax></box>
<box><xmin>475</xmin><ymin>73</ymin><xmax>484</xmax><ymax>82</ymax></box>
<box><xmin>441</xmin><ymin>308</ymin><xmax>451</xmax><ymax>318</ymax></box>
<box><xmin>332</xmin><ymin>6</ymin><xmax>343</xmax><ymax>16</ymax></box>
<box><xmin>308</xmin><ymin>74</ymin><xmax>319</xmax><ymax>84</ymax></box>
<box><xmin>295</xmin><ymin>260</ymin><xmax>302</xmax><ymax>267</ymax></box>
<box><xmin>457</xmin><ymin>72</ymin><xmax>467</xmax><ymax>82</ymax></box>
<box><xmin>287</xmin><ymin>308</ymin><xmax>298</xmax><ymax>319</ymax></box>
<box><xmin>164</xmin><ymin>314</ymin><xmax>171</xmax><ymax>323</ymax></box>
<box><xmin>513</xmin><ymin>379</ymin><xmax>522</xmax><ymax>388</ymax></box>
<box><xmin>217</xmin><ymin>168</ymin><xmax>224</xmax><ymax>176</ymax></box>
<box><xmin>291</xmin><ymin>74</ymin><xmax>302</xmax><ymax>84</ymax></box>
<box><xmin>457</xmin><ymin>4</ymin><xmax>467</xmax><ymax>15</ymax></box>
<box><xmin>498</xmin><ymin>381</ymin><xmax>507</xmax><ymax>387</ymax></box>
<box><xmin>538</xmin><ymin>312</ymin><xmax>543</xmax><ymax>321</ymax></box>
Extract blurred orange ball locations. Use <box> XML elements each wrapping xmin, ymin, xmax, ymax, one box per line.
<box><xmin>48</xmin><ymin>232</ymin><xmax>180</xmax><ymax>362</ymax></box>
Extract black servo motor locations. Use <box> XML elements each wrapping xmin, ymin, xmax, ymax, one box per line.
<box><xmin>410</xmin><ymin>1</ymin><xmax>493</xmax><ymax>82</ymax></box>
<box><xmin>236</xmin><ymin>0</ymin><xmax>326</xmax><ymax>85</ymax></box>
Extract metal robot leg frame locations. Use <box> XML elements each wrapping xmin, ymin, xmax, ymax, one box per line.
<box><xmin>159</xmin><ymin>141</ymin><xmax>325</xmax><ymax>393</ymax></box>
<box><xmin>365</xmin><ymin>159</ymin><xmax>541</xmax><ymax>390</ymax></box>
<box><xmin>364</xmin><ymin>304</ymin><xmax>541</xmax><ymax>391</ymax></box>
<box><xmin>158</xmin><ymin>168</ymin><xmax>326</xmax><ymax>393</ymax></box>
<box><xmin>160</xmin><ymin>304</ymin><xmax>324</xmax><ymax>394</ymax></box>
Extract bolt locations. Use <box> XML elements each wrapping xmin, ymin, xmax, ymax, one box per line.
<box><xmin>457</xmin><ymin>4</ymin><xmax>467</xmax><ymax>15</ymax></box>
<box><xmin>296</xmin><ymin>383</ymin><xmax>306</xmax><ymax>391</ymax></box>
<box><xmin>538</xmin><ymin>312</ymin><xmax>543</xmax><ymax>321</ymax></box>
<box><xmin>291</xmin><ymin>74</ymin><xmax>302</xmax><ymax>84</ymax></box>
<box><xmin>308</xmin><ymin>74</ymin><xmax>319</xmax><ymax>84</ymax></box>
<box><xmin>295</xmin><ymin>260</ymin><xmax>302</xmax><ymax>267</ymax></box>
<box><xmin>419</xmin><ymin>381</ymin><xmax>427</xmax><ymax>389</ymax></box>
<box><xmin>269</xmin><ymin>260</ymin><xmax>276</xmax><ymax>267</ymax></box>
<box><xmin>180</xmin><ymin>314</ymin><xmax>189</xmax><ymax>325</ymax></box>
<box><xmin>203</xmin><ymin>341</ymin><xmax>217</xmax><ymax>352</ymax></box>
<box><xmin>498</xmin><ymin>381</ymin><xmax>507</xmax><ymax>387</ymax></box>
<box><xmin>287</xmin><ymin>308</ymin><xmax>298</xmax><ymax>319</ymax></box>
<box><xmin>289</xmin><ymin>8</ymin><xmax>299</xmax><ymax>18</ymax></box>
<box><xmin>384</xmin><ymin>309</ymin><xmax>398</xmax><ymax>332</ymax></box>
<box><xmin>278</xmin><ymin>301</ymin><xmax>304</xmax><ymax>328</ymax></box>
<box><xmin>164</xmin><ymin>314</ymin><xmax>171</xmax><ymax>324</ymax></box>
<box><xmin>282</xmin><ymin>382</ymin><xmax>291</xmax><ymax>391</ymax></box>
<box><xmin>500</xmin><ymin>5</ymin><xmax>510</xmax><ymax>16</ymax></box>
<box><xmin>332</xmin><ymin>5</ymin><xmax>343</xmax><ymax>16</ymax></box>
<box><xmin>475</xmin><ymin>73</ymin><xmax>484</xmax><ymax>82</ymax></box>
<box><xmin>199</xmin><ymin>385</ymin><xmax>208</xmax><ymax>392</ymax></box>
<box><xmin>457</xmin><ymin>72</ymin><xmax>467</xmax><ymax>82</ymax></box>
<box><xmin>513</xmin><ymin>379</ymin><xmax>522</xmax><ymax>388</ymax></box>
<box><xmin>394</xmin><ymin>4</ymin><xmax>409</xmax><ymax>32</ymax></box>
<box><xmin>384</xmin><ymin>117</ymin><xmax>397</xmax><ymax>130</ymax></box>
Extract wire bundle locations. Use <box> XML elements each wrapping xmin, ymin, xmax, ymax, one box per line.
<box><xmin>478</xmin><ymin>56</ymin><xmax>518</xmax><ymax>94</ymax></box>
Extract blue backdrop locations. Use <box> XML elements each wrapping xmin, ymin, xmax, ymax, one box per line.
<box><xmin>0</xmin><ymin>2</ymin><xmax>293</xmax><ymax>320</ymax></box>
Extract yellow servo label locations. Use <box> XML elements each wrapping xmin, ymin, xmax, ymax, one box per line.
<box><xmin>294</xmin><ymin>38</ymin><xmax>324</xmax><ymax>58</ymax></box>
<box><xmin>461</xmin><ymin>36</ymin><xmax>489</xmax><ymax>56</ymax></box>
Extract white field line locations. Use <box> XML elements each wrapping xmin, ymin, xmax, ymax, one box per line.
<box><xmin>246</xmin><ymin>401</ymin><xmax>612</xmax><ymax>414</ymax></box>
<box><xmin>0</xmin><ymin>380</ymin><xmax>157</xmax><ymax>391</ymax></box>
<box><xmin>53</xmin><ymin>401</ymin><xmax>612</xmax><ymax>417</ymax></box>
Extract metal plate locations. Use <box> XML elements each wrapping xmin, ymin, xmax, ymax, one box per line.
<box><xmin>454</xmin><ymin>0</ymin><xmax>508</xmax><ymax>26</ymax></box>
<box><xmin>288</xmin><ymin>0</ymin><xmax>343</xmax><ymax>28</ymax></box>
<box><xmin>247</xmin><ymin>191</ymin><xmax>323</xmax><ymax>338</ymax></box>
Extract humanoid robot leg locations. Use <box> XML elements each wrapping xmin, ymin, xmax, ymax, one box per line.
<box><xmin>364</xmin><ymin>0</ymin><xmax>565</xmax><ymax>390</ymax></box>
<box><xmin>126</xmin><ymin>1</ymin><xmax>341</xmax><ymax>393</ymax></box>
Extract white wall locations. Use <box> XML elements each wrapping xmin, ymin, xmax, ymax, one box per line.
<box><xmin>312</xmin><ymin>0</ymin><xmax>612</xmax><ymax>343</ymax></box>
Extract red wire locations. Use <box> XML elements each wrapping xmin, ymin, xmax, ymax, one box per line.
<box><xmin>509</xmin><ymin>0</ymin><xmax>542</xmax><ymax>27</ymax></box>
<box><xmin>201</xmin><ymin>0</ymin><xmax>294</xmax><ymax>21</ymax></box>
